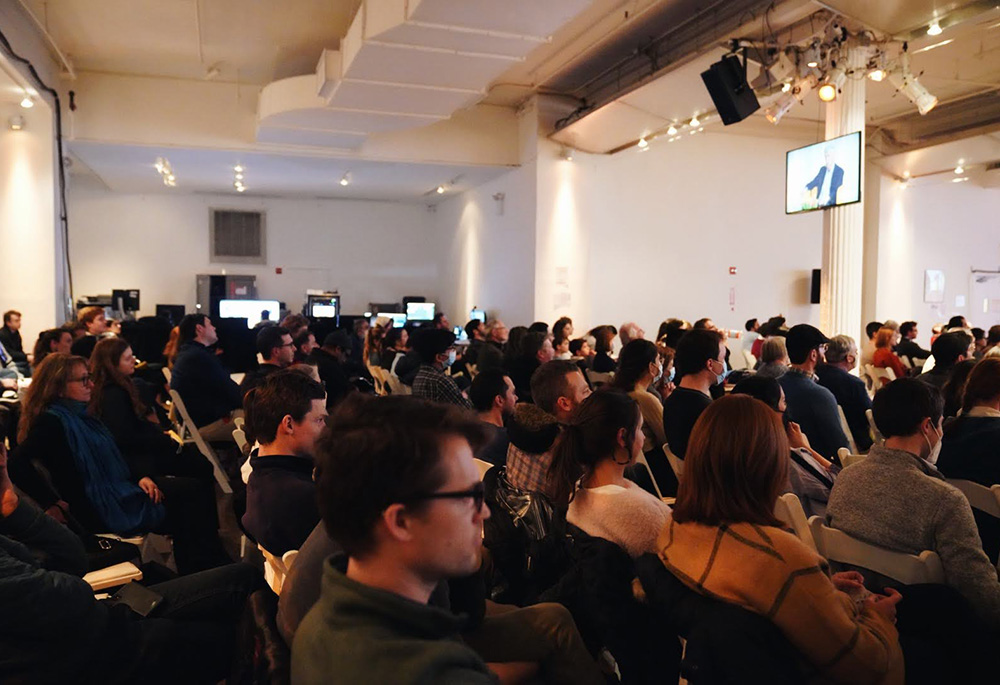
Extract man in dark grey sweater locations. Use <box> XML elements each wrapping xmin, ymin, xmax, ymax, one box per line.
<box><xmin>826</xmin><ymin>378</ymin><xmax>1000</xmax><ymax>628</ymax></box>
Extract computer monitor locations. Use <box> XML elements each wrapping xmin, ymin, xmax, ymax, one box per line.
<box><xmin>373</xmin><ymin>312</ymin><xmax>407</xmax><ymax>328</ymax></box>
<box><xmin>112</xmin><ymin>289</ymin><xmax>140</xmax><ymax>313</ymax></box>
<box><xmin>307</xmin><ymin>294</ymin><xmax>340</xmax><ymax>321</ymax></box>
<box><xmin>218</xmin><ymin>299</ymin><xmax>280</xmax><ymax>328</ymax></box>
<box><xmin>469</xmin><ymin>308</ymin><xmax>486</xmax><ymax>323</ymax></box>
<box><xmin>406</xmin><ymin>301</ymin><xmax>436</xmax><ymax>321</ymax></box>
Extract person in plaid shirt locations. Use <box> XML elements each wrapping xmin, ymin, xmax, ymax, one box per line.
<box><xmin>412</xmin><ymin>328</ymin><xmax>472</xmax><ymax>409</ymax></box>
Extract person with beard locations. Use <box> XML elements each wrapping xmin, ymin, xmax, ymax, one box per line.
<box><xmin>469</xmin><ymin>369</ymin><xmax>517</xmax><ymax>466</ymax></box>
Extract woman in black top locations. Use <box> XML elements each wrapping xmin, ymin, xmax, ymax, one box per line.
<box><xmin>591</xmin><ymin>325</ymin><xmax>617</xmax><ymax>373</ymax></box>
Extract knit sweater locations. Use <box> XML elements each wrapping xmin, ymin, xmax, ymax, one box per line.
<box><xmin>567</xmin><ymin>481</ymin><xmax>671</xmax><ymax>558</ymax></box>
<box><xmin>826</xmin><ymin>445</ymin><xmax>1000</xmax><ymax>627</ymax></box>
<box><xmin>658</xmin><ymin>518</ymin><xmax>903</xmax><ymax>684</ymax></box>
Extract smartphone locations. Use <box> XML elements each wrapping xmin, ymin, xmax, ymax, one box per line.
<box><xmin>110</xmin><ymin>581</ymin><xmax>164</xmax><ymax>617</ymax></box>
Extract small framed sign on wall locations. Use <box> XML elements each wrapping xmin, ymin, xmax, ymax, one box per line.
<box><xmin>924</xmin><ymin>269</ymin><xmax>945</xmax><ymax>303</ymax></box>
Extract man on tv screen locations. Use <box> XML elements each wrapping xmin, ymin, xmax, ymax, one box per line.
<box><xmin>806</xmin><ymin>146</ymin><xmax>844</xmax><ymax>208</ymax></box>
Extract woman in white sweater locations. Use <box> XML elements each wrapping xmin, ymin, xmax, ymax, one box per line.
<box><xmin>548</xmin><ymin>388</ymin><xmax>671</xmax><ymax>557</ymax></box>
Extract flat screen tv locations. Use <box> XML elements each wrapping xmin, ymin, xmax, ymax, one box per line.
<box><xmin>219</xmin><ymin>299</ymin><xmax>280</xmax><ymax>328</ymax></box>
<box><xmin>308</xmin><ymin>295</ymin><xmax>340</xmax><ymax>320</ymax></box>
<box><xmin>785</xmin><ymin>131</ymin><xmax>861</xmax><ymax>214</ymax></box>
<box><xmin>406</xmin><ymin>301</ymin><xmax>436</xmax><ymax>321</ymax></box>
<box><xmin>469</xmin><ymin>308</ymin><xmax>486</xmax><ymax>323</ymax></box>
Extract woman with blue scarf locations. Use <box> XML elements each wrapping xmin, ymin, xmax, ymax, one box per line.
<box><xmin>10</xmin><ymin>353</ymin><xmax>229</xmax><ymax>574</ymax></box>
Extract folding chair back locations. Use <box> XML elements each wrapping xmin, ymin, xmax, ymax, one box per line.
<box><xmin>836</xmin><ymin>447</ymin><xmax>868</xmax><ymax>469</ymax></box>
<box><xmin>808</xmin><ymin>517</ymin><xmax>945</xmax><ymax>585</ymax></box>
<box><xmin>662</xmin><ymin>442</ymin><xmax>684</xmax><ymax>481</ymax></box>
<box><xmin>167</xmin><ymin>389</ymin><xmax>233</xmax><ymax>494</ymax></box>
<box><xmin>865</xmin><ymin>364</ymin><xmax>897</xmax><ymax>388</ymax></box>
<box><xmin>635</xmin><ymin>452</ymin><xmax>663</xmax><ymax>499</ymax></box>
<box><xmin>947</xmin><ymin>479</ymin><xmax>1000</xmax><ymax>519</ymax></box>
<box><xmin>773</xmin><ymin>493</ymin><xmax>816</xmax><ymax>551</ymax></box>
<box><xmin>385</xmin><ymin>373</ymin><xmax>411</xmax><ymax>395</ymax></box>
<box><xmin>473</xmin><ymin>458</ymin><xmax>493</xmax><ymax>480</ymax></box>
<box><xmin>836</xmin><ymin>405</ymin><xmax>858</xmax><ymax>455</ymax></box>
<box><xmin>865</xmin><ymin>408</ymin><xmax>884</xmax><ymax>446</ymax></box>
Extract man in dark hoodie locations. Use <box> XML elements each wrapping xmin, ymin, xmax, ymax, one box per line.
<box><xmin>505</xmin><ymin>361</ymin><xmax>591</xmax><ymax>497</ymax></box>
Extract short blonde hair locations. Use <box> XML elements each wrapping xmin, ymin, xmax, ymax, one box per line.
<box><xmin>760</xmin><ymin>336</ymin><xmax>788</xmax><ymax>364</ymax></box>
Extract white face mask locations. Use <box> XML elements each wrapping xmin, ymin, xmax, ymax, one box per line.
<box><xmin>445</xmin><ymin>349</ymin><xmax>456</xmax><ymax>367</ymax></box>
<box><xmin>924</xmin><ymin>424</ymin><xmax>943</xmax><ymax>465</ymax></box>
<box><xmin>652</xmin><ymin>363</ymin><xmax>663</xmax><ymax>383</ymax></box>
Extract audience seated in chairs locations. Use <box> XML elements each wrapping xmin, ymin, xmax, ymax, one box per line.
<box><xmin>504</xmin><ymin>330</ymin><xmax>554</xmax><ymax>404</ymax></box>
<box><xmin>0</xmin><ymin>444</ymin><xmax>264</xmax><ymax>684</ymax></box>
<box><xmin>895</xmin><ymin>320</ymin><xmax>931</xmax><ymax>363</ymax></box>
<box><xmin>657</xmin><ymin>394</ymin><xmax>904</xmax><ymax>682</ymax></box>
<box><xmin>32</xmin><ymin>327</ymin><xmax>73</xmax><ymax>370</ymax></box>
<box><xmin>10</xmin><ymin>353</ymin><xmax>229</xmax><ymax>574</ymax></box>
<box><xmin>240</xmin><ymin>325</ymin><xmax>295</xmax><ymax>395</ymax></box>
<box><xmin>169</xmin><ymin>313</ymin><xmax>243</xmax><ymax>443</ymax></box>
<box><xmin>292</xmin><ymin>394</ymin><xmax>602</xmax><ymax>684</ymax></box>
<box><xmin>941</xmin><ymin>358</ymin><xmax>977</xmax><ymax>419</ymax></box>
<box><xmin>778</xmin><ymin>324</ymin><xmax>850</xmax><ymax>462</ymax></box>
<box><xmin>589</xmin><ymin>325</ymin><xmax>617</xmax><ymax>373</ymax></box>
<box><xmin>548</xmin><ymin>389</ymin><xmax>671</xmax><ymax>558</ymax></box>
<box><xmin>280</xmin><ymin>313</ymin><xmax>310</xmax><ymax>342</ymax></box>
<box><xmin>70</xmin><ymin>306</ymin><xmax>110</xmax><ymax>359</ymax></box>
<box><xmin>411</xmin><ymin>328</ymin><xmax>472</xmax><ymax>409</ymax></box>
<box><xmin>755</xmin><ymin>335</ymin><xmax>789</xmax><ymax>378</ymax></box>
<box><xmin>242</xmin><ymin>371</ymin><xmax>327</xmax><ymax>557</ymax></box>
<box><xmin>732</xmin><ymin>375</ymin><xmax>841</xmax><ymax>518</ymax></box>
<box><xmin>0</xmin><ymin>310</ymin><xmax>31</xmax><ymax>377</ymax></box>
<box><xmin>816</xmin><ymin>334</ymin><xmax>874</xmax><ymax>452</ymax></box>
<box><xmin>306</xmin><ymin>330</ymin><xmax>354</xmax><ymax>409</ymax></box>
<box><xmin>872</xmin><ymin>326</ymin><xmax>907</xmax><ymax>383</ymax></box>
<box><xmin>292</xmin><ymin>328</ymin><xmax>317</xmax><ymax>364</ymax></box>
<box><xmin>378</xmin><ymin>326</ymin><xmax>408</xmax><ymax>372</ymax></box>
<box><xmin>939</xmin><ymin>357</ymin><xmax>1000</xmax><ymax>487</ymax></box>
<box><xmin>662</xmin><ymin>328</ymin><xmax>723</xmax><ymax>460</ymax></box>
<box><xmin>827</xmin><ymin>378</ymin><xmax>1000</xmax><ymax>627</ymax></box>
<box><xmin>506</xmin><ymin>360</ymin><xmax>591</xmax><ymax>497</ymax></box>
<box><xmin>468</xmin><ymin>369</ymin><xmax>517</xmax><ymax>466</ymax></box>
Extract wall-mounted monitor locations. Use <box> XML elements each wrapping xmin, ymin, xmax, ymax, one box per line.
<box><xmin>373</xmin><ymin>312</ymin><xmax>407</xmax><ymax>328</ymax></box>
<box><xmin>406</xmin><ymin>301</ymin><xmax>436</xmax><ymax>321</ymax></box>
<box><xmin>785</xmin><ymin>131</ymin><xmax>861</xmax><ymax>214</ymax></box>
<box><xmin>219</xmin><ymin>299</ymin><xmax>280</xmax><ymax>328</ymax></box>
<box><xmin>469</xmin><ymin>308</ymin><xmax>486</xmax><ymax>323</ymax></box>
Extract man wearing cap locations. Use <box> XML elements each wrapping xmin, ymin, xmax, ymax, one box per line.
<box><xmin>778</xmin><ymin>324</ymin><xmax>851</xmax><ymax>461</ymax></box>
<box><xmin>307</xmin><ymin>330</ymin><xmax>354</xmax><ymax>409</ymax></box>
<box><xmin>411</xmin><ymin>329</ymin><xmax>472</xmax><ymax>409</ymax></box>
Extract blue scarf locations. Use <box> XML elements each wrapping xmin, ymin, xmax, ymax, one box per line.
<box><xmin>47</xmin><ymin>400</ymin><xmax>165</xmax><ymax>535</ymax></box>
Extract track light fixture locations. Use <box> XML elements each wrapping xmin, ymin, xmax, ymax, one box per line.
<box><xmin>340</xmin><ymin>172</ymin><xmax>351</xmax><ymax>186</ymax></box>
<box><xmin>20</xmin><ymin>95</ymin><xmax>33</xmax><ymax>109</ymax></box>
<box><xmin>927</xmin><ymin>21</ymin><xmax>942</xmax><ymax>36</ymax></box>
<box><xmin>888</xmin><ymin>54</ymin><xmax>937</xmax><ymax>115</ymax></box>
<box><xmin>233</xmin><ymin>164</ymin><xmax>246</xmax><ymax>192</ymax></box>
<box><xmin>154</xmin><ymin>157</ymin><xmax>176</xmax><ymax>187</ymax></box>
<box><xmin>689</xmin><ymin>115</ymin><xmax>700</xmax><ymax>127</ymax></box>
<box><xmin>666</xmin><ymin>125</ymin><xmax>677</xmax><ymax>135</ymax></box>
<box><xmin>8</xmin><ymin>115</ymin><xmax>25</xmax><ymax>131</ymax></box>
<box><xmin>637</xmin><ymin>137</ymin><xmax>648</xmax><ymax>150</ymax></box>
<box><xmin>436</xmin><ymin>185</ymin><xmax>445</xmax><ymax>194</ymax></box>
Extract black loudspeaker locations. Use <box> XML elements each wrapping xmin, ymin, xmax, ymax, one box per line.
<box><xmin>700</xmin><ymin>54</ymin><xmax>760</xmax><ymax>125</ymax></box>
<box><xmin>810</xmin><ymin>269</ymin><xmax>821</xmax><ymax>304</ymax></box>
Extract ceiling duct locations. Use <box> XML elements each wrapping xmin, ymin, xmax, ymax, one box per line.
<box><xmin>257</xmin><ymin>0</ymin><xmax>593</xmax><ymax>149</ymax></box>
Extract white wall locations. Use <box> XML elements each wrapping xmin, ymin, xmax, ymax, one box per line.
<box><xmin>874</xmin><ymin>176</ymin><xmax>1000</xmax><ymax>345</ymax></box>
<box><xmin>68</xmin><ymin>180</ymin><xmax>445</xmax><ymax>317</ymax></box>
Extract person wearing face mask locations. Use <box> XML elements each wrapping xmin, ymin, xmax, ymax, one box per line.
<box><xmin>613</xmin><ymin>340</ymin><xmax>668</xmax><ymax>453</ymax></box>
<box><xmin>662</xmin><ymin>328</ymin><xmax>726</xmax><ymax>460</ymax></box>
<box><xmin>827</xmin><ymin>378</ymin><xmax>1000</xmax><ymax>629</ymax></box>
<box><xmin>411</xmin><ymin>328</ymin><xmax>472</xmax><ymax>409</ymax></box>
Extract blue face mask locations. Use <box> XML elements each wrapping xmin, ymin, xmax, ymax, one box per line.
<box><xmin>714</xmin><ymin>359</ymin><xmax>730</xmax><ymax>386</ymax></box>
<box><xmin>445</xmin><ymin>349</ymin><xmax>456</xmax><ymax>367</ymax></box>
<box><xmin>668</xmin><ymin>367</ymin><xmax>676</xmax><ymax>383</ymax></box>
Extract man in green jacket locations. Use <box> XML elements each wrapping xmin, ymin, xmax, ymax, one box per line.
<box><xmin>292</xmin><ymin>395</ymin><xmax>499</xmax><ymax>684</ymax></box>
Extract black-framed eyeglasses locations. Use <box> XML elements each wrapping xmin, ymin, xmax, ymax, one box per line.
<box><xmin>407</xmin><ymin>481</ymin><xmax>485</xmax><ymax>510</ymax></box>
<box><xmin>68</xmin><ymin>375</ymin><xmax>92</xmax><ymax>385</ymax></box>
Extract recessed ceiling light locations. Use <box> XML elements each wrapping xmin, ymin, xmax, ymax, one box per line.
<box><xmin>637</xmin><ymin>137</ymin><xmax>648</xmax><ymax>149</ymax></box>
<box><xmin>340</xmin><ymin>172</ymin><xmax>351</xmax><ymax>186</ymax></box>
<box><xmin>234</xmin><ymin>165</ymin><xmax>244</xmax><ymax>173</ymax></box>
<box><xmin>690</xmin><ymin>115</ymin><xmax>700</xmax><ymax>127</ymax></box>
<box><xmin>954</xmin><ymin>164</ymin><xmax>964</xmax><ymax>174</ymax></box>
<box><xmin>667</xmin><ymin>125</ymin><xmax>677</xmax><ymax>135</ymax></box>
<box><xmin>20</xmin><ymin>96</ymin><xmax>33</xmax><ymax>109</ymax></box>
<box><xmin>235</xmin><ymin>173</ymin><xmax>244</xmax><ymax>180</ymax></box>
<box><xmin>236</xmin><ymin>185</ymin><xmax>247</xmax><ymax>192</ymax></box>
<box><xmin>436</xmin><ymin>185</ymin><xmax>445</xmax><ymax>194</ymax></box>
<box><xmin>927</xmin><ymin>20</ymin><xmax>942</xmax><ymax>36</ymax></box>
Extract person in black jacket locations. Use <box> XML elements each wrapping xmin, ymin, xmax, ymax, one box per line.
<box><xmin>169</xmin><ymin>314</ymin><xmax>244</xmax><ymax>442</ymax></box>
<box><xmin>0</xmin><ymin>440</ymin><xmax>264</xmax><ymax>683</ymax></box>
<box><xmin>242</xmin><ymin>371</ymin><xmax>327</xmax><ymax>556</ymax></box>
<box><xmin>0</xmin><ymin>309</ymin><xmax>30</xmax><ymax>376</ymax></box>
<box><xmin>815</xmin><ymin>334</ymin><xmax>873</xmax><ymax>452</ymax></box>
<box><xmin>239</xmin><ymin>325</ymin><xmax>295</xmax><ymax>395</ymax></box>
<box><xmin>939</xmin><ymin>357</ymin><xmax>1000</xmax><ymax>486</ymax></box>
<box><xmin>895</xmin><ymin>321</ymin><xmax>931</xmax><ymax>363</ymax></box>
<box><xmin>306</xmin><ymin>331</ymin><xmax>354</xmax><ymax>409</ymax></box>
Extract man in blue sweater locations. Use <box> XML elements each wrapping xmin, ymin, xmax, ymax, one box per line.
<box><xmin>170</xmin><ymin>313</ymin><xmax>244</xmax><ymax>442</ymax></box>
<box><xmin>779</xmin><ymin>324</ymin><xmax>850</xmax><ymax>461</ymax></box>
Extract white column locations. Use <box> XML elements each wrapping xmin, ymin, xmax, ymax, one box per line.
<box><xmin>820</xmin><ymin>48</ymin><xmax>866</xmax><ymax>345</ymax></box>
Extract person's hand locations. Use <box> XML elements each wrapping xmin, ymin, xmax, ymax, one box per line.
<box><xmin>0</xmin><ymin>443</ymin><xmax>18</xmax><ymax>517</ymax></box>
<box><xmin>0</xmin><ymin>378</ymin><xmax>15</xmax><ymax>390</ymax></box>
<box><xmin>831</xmin><ymin>570</ymin><xmax>865</xmax><ymax>593</ymax></box>
<box><xmin>44</xmin><ymin>501</ymin><xmax>69</xmax><ymax>523</ymax></box>
<box><xmin>865</xmin><ymin>587</ymin><xmax>902</xmax><ymax>623</ymax></box>
<box><xmin>786</xmin><ymin>421</ymin><xmax>811</xmax><ymax>450</ymax></box>
<box><xmin>138</xmin><ymin>477</ymin><xmax>163</xmax><ymax>504</ymax></box>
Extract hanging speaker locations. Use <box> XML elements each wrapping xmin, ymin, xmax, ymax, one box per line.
<box><xmin>810</xmin><ymin>269</ymin><xmax>821</xmax><ymax>305</ymax></box>
<box><xmin>701</xmin><ymin>54</ymin><xmax>760</xmax><ymax>125</ymax></box>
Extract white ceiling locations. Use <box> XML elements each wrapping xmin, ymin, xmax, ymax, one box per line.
<box><xmin>872</xmin><ymin>131</ymin><xmax>1000</xmax><ymax>179</ymax></box>
<box><xmin>67</xmin><ymin>141</ymin><xmax>509</xmax><ymax>201</ymax></box>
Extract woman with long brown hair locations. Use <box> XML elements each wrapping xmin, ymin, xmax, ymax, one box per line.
<box><xmin>548</xmin><ymin>388</ymin><xmax>671</xmax><ymax>558</ymax></box>
<box><xmin>657</xmin><ymin>394</ymin><xmax>903</xmax><ymax>683</ymax></box>
<box><xmin>11</xmin><ymin>353</ymin><xmax>227</xmax><ymax>573</ymax></box>
<box><xmin>939</xmin><ymin>357</ymin><xmax>1000</xmax><ymax>487</ymax></box>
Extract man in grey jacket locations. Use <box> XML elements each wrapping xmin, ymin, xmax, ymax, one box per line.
<box><xmin>826</xmin><ymin>378</ymin><xmax>1000</xmax><ymax>627</ymax></box>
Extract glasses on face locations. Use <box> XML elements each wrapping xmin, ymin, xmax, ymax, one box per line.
<box><xmin>407</xmin><ymin>481</ymin><xmax>486</xmax><ymax>511</ymax></box>
<box><xmin>68</xmin><ymin>374</ymin><xmax>92</xmax><ymax>385</ymax></box>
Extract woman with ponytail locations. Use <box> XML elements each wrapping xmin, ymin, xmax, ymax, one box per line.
<box><xmin>547</xmin><ymin>388</ymin><xmax>671</xmax><ymax>557</ymax></box>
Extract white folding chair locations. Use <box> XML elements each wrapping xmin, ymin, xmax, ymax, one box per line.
<box><xmin>742</xmin><ymin>349</ymin><xmax>757</xmax><ymax>370</ymax></box>
<box><xmin>913</xmin><ymin>357</ymin><xmax>926</xmax><ymax>370</ymax></box>
<box><xmin>836</xmin><ymin>447</ymin><xmax>868</xmax><ymax>469</ymax></box>
<box><xmin>773</xmin><ymin>493</ymin><xmax>816</xmax><ymax>551</ymax></box>
<box><xmin>260</xmin><ymin>545</ymin><xmax>300</xmax><ymax>595</ymax></box>
<box><xmin>865</xmin><ymin>408</ymin><xmax>884</xmax><ymax>447</ymax></box>
<box><xmin>367</xmin><ymin>365</ymin><xmax>386</xmax><ymax>395</ymax></box>
<box><xmin>836</xmin><ymin>405</ymin><xmax>859</xmax><ymax>455</ymax></box>
<box><xmin>473</xmin><ymin>458</ymin><xmax>493</xmax><ymax>480</ymax></box>
<box><xmin>587</xmin><ymin>370</ymin><xmax>614</xmax><ymax>387</ymax></box>
<box><xmin>865</xmin><ymin>364</ymin><xmax>897</xmax><ymax>388</ymax></box>
<box><xmin>167</xmin><ymin>389</ymin><xmax>234</xmax><ymax>494</ymax></box>
<box><xmin>230</xmin><ymin>371</ymin><xmax>245</xmax><ymax>385</ymax></box>
<box><xmin>808</xmin><ymin>517</ymin><xmax>945</xmax><ymax>585</ymax></box>
<box><xmin>635</xmin><ymin>452</ymin><xmax>664</xmax><ymax>499</ymax></box>
<box><xmin>662</xmin><ymin>443</ymin><xmax>684</xmax><ymax>481</ymax></box>
<box><xmin>162</xmin><ymin>367</ymin><xmax>171</xmax><ymax>384</ymax></box>
<box><xmin>232</xmin><ymin>416</ymin><xmax>249</xmax><ymax>453</ymax></box>
<box><xmin>947</xmin><ymin>479</ymin><xmax>1000</xmax><ymax>519</ymax></box>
